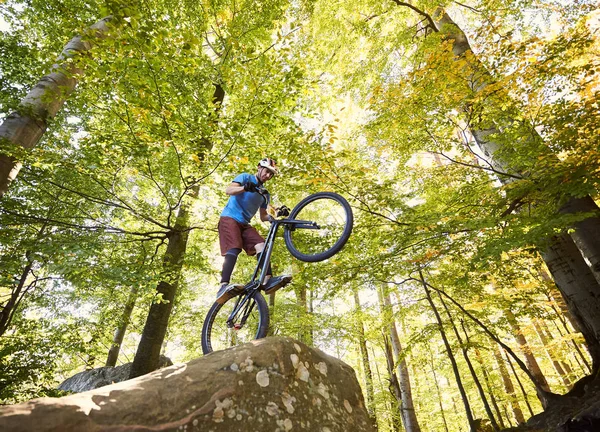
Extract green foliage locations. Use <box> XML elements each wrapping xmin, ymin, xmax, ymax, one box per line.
<box><xmin>1</xmin><ymin>1</ymin><xmax>598</xmax><ymax>431</ymax></box>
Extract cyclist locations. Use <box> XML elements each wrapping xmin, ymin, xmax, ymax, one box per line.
<box><xmin>216</xmin><ymin>157</ymin><xmax>291</xmax><ymax>303</ymax></box>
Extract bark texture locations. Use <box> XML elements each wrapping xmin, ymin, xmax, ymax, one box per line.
<box><xmin>0</xmin><ymin>337</ymin><xmax>376</xmax><ymax>432</ymax></box>
<box><xmin>542</xmin><ymin>233</ymin><xmax>600</xmax><ymax>371</ymax></box>
<box><xmin>0</xmin><ymin>17</ymin><xmax>111</xmax><ymax>197</ymax></box>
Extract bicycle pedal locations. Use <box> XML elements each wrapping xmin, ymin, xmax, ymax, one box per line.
<box><xmin>264</xmin><ymin>275</ymin><xmax>292</xmax><ymax>294</ymax></box>
<box><xmin>216</xmin><ymin>284</ymin><xmax>245</xmax><ymax>304</ymax></box>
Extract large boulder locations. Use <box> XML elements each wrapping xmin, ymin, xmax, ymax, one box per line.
<box><xmin>0</xmin><ymin>337</ymin><xmax>375</xmax><ymax>432</ymax></box>
<box><xmin>57</xmin><ymin>355</ymin><xmax>173</xmax><ymax>393</ymax></box>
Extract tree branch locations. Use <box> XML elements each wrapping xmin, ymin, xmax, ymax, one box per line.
<box><xmin>389</xmin><ymin>0</ymin><xmax>437</xmax><ymax>31</ymax></box>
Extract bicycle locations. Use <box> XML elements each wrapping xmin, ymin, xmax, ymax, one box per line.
<box><xmin>201</xmin><ymin>191</ymin><xmax>353</xmax><ymax>354</ymax></box>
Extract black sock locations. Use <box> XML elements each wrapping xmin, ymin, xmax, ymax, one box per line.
<box><xmin>221</xmin><ymin>253</ymin><xmax>239</xmax><ymax>284</ymax></box>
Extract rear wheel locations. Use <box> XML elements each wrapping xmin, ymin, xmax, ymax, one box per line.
<box><xmin>284</xmin><ymin>192</ymin><xmax>353</xmax><ymax>262</ymax></box>
<box><xmin>201</xmin><ymin>291</ymin><xmax>269</xmax><ymax>354</ymax></box>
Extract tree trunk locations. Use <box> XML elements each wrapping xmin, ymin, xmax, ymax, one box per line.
<box><xmin>378</xmin><ymin>286</ymin><xmax>422</xmax><ymax>432</ymax></box>
<box><xmin>0</xmin><ymin>260</ymin><xmax>33</xmax><ymax>336</ymax></box>
<box><xmin>439</xmin><ymin>293</ymin><xmax>499</xmax><ymax>430</ymax></box>
<box><xmin>532</xmin><ymin>320</ymin><xmax>571</xmax><ymax>389</ymax></box>
<box><xmin>129</xmin><ymin>83</ymin><xmax>224</xmax><ymax>378</ymax></box>
<box><xmin>543</xmin><ymin>282</ymin><xmax>593</xmax><ymax>373</ymax></box>
<box><xmin>0</xmin><ymin>17</ymin><xmax>112</xmax><ymax>197</ymax></box>
<box><xmin>505</xmin><ymin>350</ymin><xmax>536</xmax><ymax>417</ymax></box>
<box><xmin>0</xmin><ymin>221</ymin><xmax>48</xmax><ymax>336</ymax></box>
<box><xmin>560</xmin><ymin>196</ymin><xmax>600</xmax><ymax>283</ymax></box>
<box><xmin>491</xmin><ymin>343</ymin><xmax>525</xmax><ymax>424</ymax></box>
<box><xmin>427</xmin><ymin>280</ymin><xmax>556</xmax><ymax>406</ymax></box>
<box><xmin>106</xmin><ymin>285</ymin><xmax>138</xmax><ymax>367</ymax></box>
<box><xmin>430</xmin><ymin>8</ymin><xmax>600</xmax><ymax>369</ymax></box>
<box><xmin>294</xmin><ymin>285</ymin><xmax>312</xmax><ymax>345</ymax></box>
<box><xmin>429</xmin><ymin>354</ymin><xmax>450</xmax><ymax>432</ymax></box>
<box><xmin>504</xmin><ymin>308</ymin><xmax>550</xmax><ymax>393</ymax></box>
<box><xmin>382</xmin><ymin>334</ymin><xmax>403</xmax><ymax>432</ymax></box>
<box><xmin>473</xmin><ymin>347</ymin><xmax>506</xmax><ymax>429</ymax></box>
<box><xmin>542</xmin><ymin>233</ymin><xmax>600</xmax><ymax>370</ymax></box>
<box><xmin>353</xmin><ymin>288</ymin><xmax>376</xmax><ymax>419</ymax></box>
<box><xmin>420</xmin><ymin>272</ymin><xmax>476</xmax><ymax>432</ymax></box>
<box><xmin>129</xmin><ymin>195</ymin><xmax>194</xmax><ymax>378</ymax></box>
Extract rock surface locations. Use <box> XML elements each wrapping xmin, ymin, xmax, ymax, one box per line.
<box><xmin>58</xmin><ymin>355</ymin><xmax>173</xmax><ymax>393</ymax></box>
<box><xmin>0</xmin><ymin>337</ymin><xmax>375</xmax><ymax>432</ymax></box>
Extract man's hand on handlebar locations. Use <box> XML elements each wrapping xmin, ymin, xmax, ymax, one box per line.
<box><xmin>276</xmin><ymin>206</ymin><xmax>290</xmax><ymax>217</ymax></box>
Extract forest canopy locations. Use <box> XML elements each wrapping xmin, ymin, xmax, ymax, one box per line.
<box><xmin>1</xmin><ymin>0</ymin><xmax>600</xmax><ymax>431</ymax></box>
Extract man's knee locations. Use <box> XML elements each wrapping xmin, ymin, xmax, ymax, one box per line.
<box><xmin>255</xmin><ymin>242</ymin><xmax>265</xmax><ymax>253</ymax></box>
<box><xmin>225</xmin><ymin>248</ymin><xmax>242</xmax><ymax>257</ymax></box>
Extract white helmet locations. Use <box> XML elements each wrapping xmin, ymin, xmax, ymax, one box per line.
<box><xmin>258</xmin><ymin>157</ymin><xmax>278</xmax><ymax>175</ymax></box>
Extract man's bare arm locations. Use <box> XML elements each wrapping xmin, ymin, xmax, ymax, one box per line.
<box><xmin>259</xmin><ymin>207</ymin><xmax>272</xmax><ymax>222</ymax></box>
<box><xmin>226</xmin><ymin>182</ymin><xmax>245</xmax><ymax>196</ymax></box>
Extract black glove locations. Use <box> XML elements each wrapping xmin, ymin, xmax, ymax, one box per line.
<box><xmin>244</xmin><ymin>182</ymin><xmax>257</xmax><ymax>192</ymax></box>
<box><xmin>276</xmin><ymin>206</ymin><xmax>290</xmax><ymax>217</ymax></box>
<box><xmin>256</xmin><ymin>185</ymin><xmax>267</xmax><ymax>196</ymax></box>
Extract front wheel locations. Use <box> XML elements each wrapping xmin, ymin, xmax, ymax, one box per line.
<box><xmin>284</xmin><ymin>192</ymin><xmax>353</xmax><ymax>262</ymax></box>
<box><xmin>201</xmin><ymin>291</ymin><xmax>269</xmax><ymax>354</ymax></box>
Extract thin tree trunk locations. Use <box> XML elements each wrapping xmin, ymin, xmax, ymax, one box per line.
<box><xmin>379</xmin><ymin>286</ymin><xmax>422</xmax><ymax>432</ymax></box>
<box><xmin>473</xmin><ymin>346</ymin><xmax>505</xmax><ymax>429</ymax></box>
<box><xmin>439</xmin><ymin>293</ymin><xmax>499</xmax><ymax>430</ymax></box>
<box><xmin>429</xmin><ymin>354</ymin><xmax>450</xmax><ymax>432</ymax></box>
<box><xmin>537</xmin><ymin>318</ymin><xmax>575</xmax><ymax>384</ymax></box>
<box><xmin>532</xmin><ymin>320</ymin><xmax>571</xmax><ymax>388</ymax></box>
<box><xmin>424</xmin><ymin>280</ymin><xmax>556</xmax><ymax>407</ymax></box>
<box><xmin>0</xmin><ymin>221</ymin><xmax>48</xmax><ymax>336</ymax></box>
<box><xmin>266</xmin><ymin>292</ymin><xmax>276</xmax><ymax>337</ymax></box>
<box><xmin>0</xmin><ymin>260</ymin><xmax>33</xmax><ymax>336</ymax></box>
<box><xmin>106</xmin><ymin>285</ymin><xmax>138</xmax><ymax>367</ymax></box>
<box><xmin>0</xmin><ymin>17</ymin><xmax>112</xmax><ymax>196</ymax></box>
<box><xmin>504</xmin><ymin>308</ymin><xmax>550</xmax><ymax>393</ymax></box>
<box><xmin>382</xmin><ymin>333</ymin><xmax>403</xmax><ymax>432</ymax></box>
<box><xmin>353</xmin><ymin>288</ymin><xmax>376</xmax><ymax>419</ymax></box>
<box><xmin>491</xmin><ymin>343</ymin><xmax>525</xmax><ymax>424</ymax></box>
<box><xmin>419</xmin><ymin>272</ymin><xmax>476</xmax><ymax>432</ymax></box>
<box><xmin>506</xmin><ymin>350</ymin><xmax>536</xmax><ymax>417</ymax></box>
<box><xmin>546</xmin><ymin>292</ymin><xmax>592</xmax><ymax>373</ymax></box>
<box><xmin>294</xmin><ymin>285</ymin><xmax>312</xmax><ymax>345</ymax></box>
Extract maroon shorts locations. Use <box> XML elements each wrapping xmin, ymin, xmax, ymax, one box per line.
<box><xmin>218</xmin><ymin>217</ymin><xmax>265</xmax><ymax>256</ymax></box>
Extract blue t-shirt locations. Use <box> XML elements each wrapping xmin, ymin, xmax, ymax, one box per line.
<box><xmin>221</xmin><ymin>173</ymin><xmax>270</xmax><ymax>224</ymax></box>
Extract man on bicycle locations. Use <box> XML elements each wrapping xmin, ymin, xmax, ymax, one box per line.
<box><xmin>216</xmin><ymin>157</ymin><xmax>291</xmax><ymax>303</ymax></box>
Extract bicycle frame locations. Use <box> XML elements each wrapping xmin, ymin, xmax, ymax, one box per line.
<box><xmin>224</xmin><ymin>217</ymin><xmax>319</xmax><ymax>329</ymax></box>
